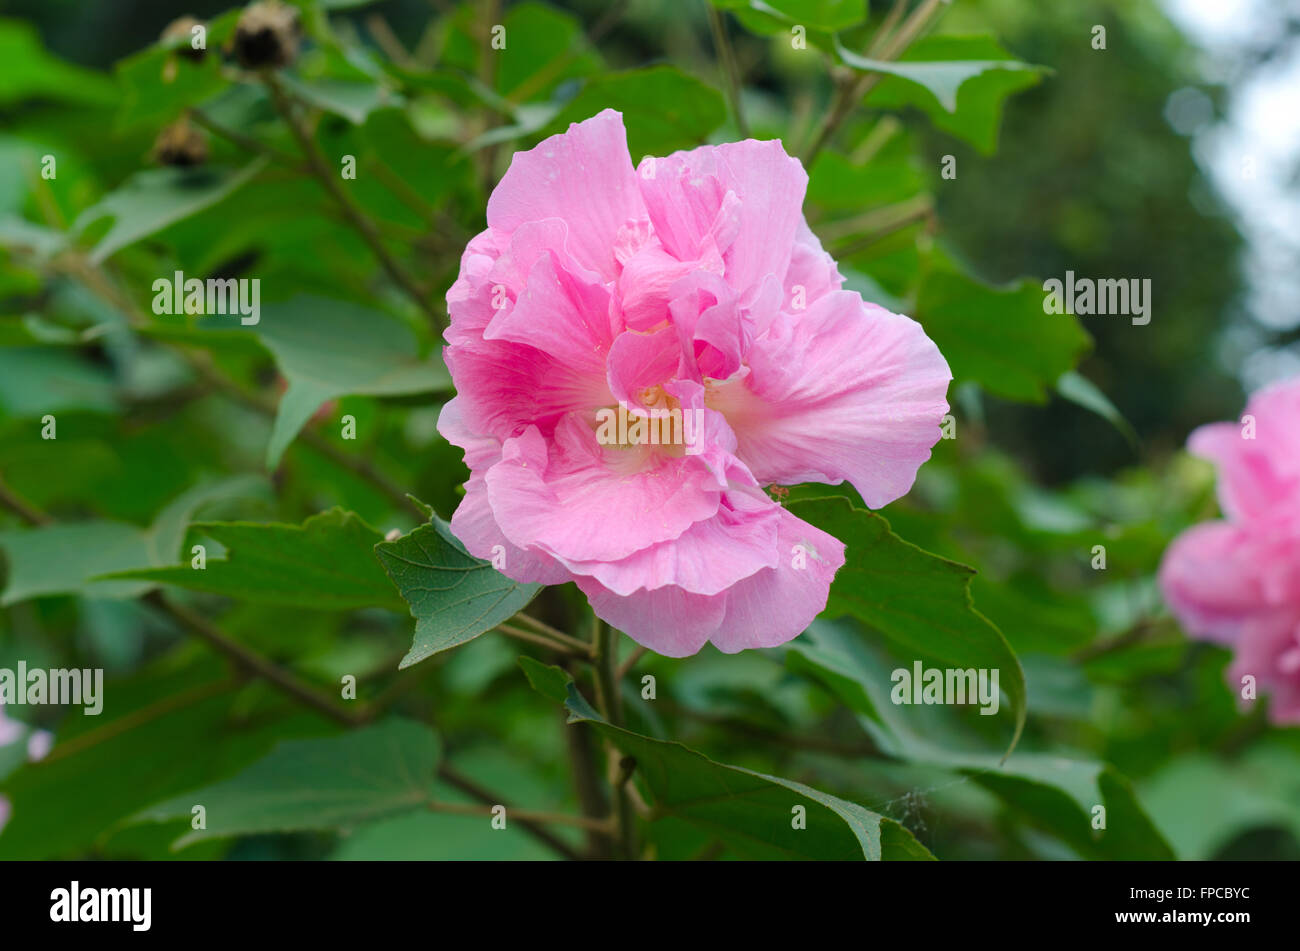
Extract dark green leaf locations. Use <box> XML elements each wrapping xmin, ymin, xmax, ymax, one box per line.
<box><xmin>916</xmin><ymin>257</ymin><xmax>1091</xmax><ymax>403</ymax></box>
<box><xmin>102</xmin><ymin>508</ymin><xmax>403</xmax><ymax>611</ymax></box>
<box><xmin>133</xmin><ymin>718</ymin><xmax>439</xmax><ymax>848</ymax></box>
<box><xmin>519</xmin><ymin>656</ymin><xmax>934</xmax><ymax>860</ymax></box>
<box><xmin>376</xmin><ymin>518</ymin><xmax>541</xmax><ymax>668</ymax></box>
<box><xmin>788</xmin><ymin>495</ymin><xmax>1026</xmax><ymax>754</ymax></box>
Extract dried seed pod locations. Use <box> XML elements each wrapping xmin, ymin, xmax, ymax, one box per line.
<box><xmin>161</xmin><ymin>16</ymin><xmax>207</xmax><ymax>63</ymax></box>
<box><xmin>153</xmin><ymin>120</ymin><xmax>209</xmax><ymax>167</ymax></box>
<box><xmin>232</xmin><ymin>1</ymin><xmax>301</xmax><ymax>70</ymax></box>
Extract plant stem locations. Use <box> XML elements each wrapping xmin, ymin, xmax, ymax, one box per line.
<box><xmin>496</xmin><ymin>621</ymin><xmax>590</xmax><ymax>659</ymax></box>
<box><xmin>514</xmin><ymin>612</ymin><xmax>595</xmax><ymax>655</ymax></box>
<box><xmin>145</xmin><ymin>590</ymin><xmax>366</xmax><ymax>727</ymax></box>
<box><xmin>188</xmin><ymin>108</ymin><xmax>304</xmax><ymax>169</ymax></box>
<box><xmin>427</xmin><ymin>798</ymin><xmax>612</xmax><ymax>831</ymax></box>
<box><xmin>263</xmin><ymin>71</ymin><xmax>446</xmax><ymax>333</ymax></box>
<box><xmin>706</xmin><ymin>3</ymin><xmax>749</xmax><ymax>137</ymax></box>
<box><xmin>0</xmin><ymin>476</ymin><xmax>51</xmax><ymax>526</ymax></box>
<box><xmin>802</xmin><ymin>0</ymin><xmax>949</xmax><ymax>167</ymax></box>
<box><xmin>591</xmin><ymin>616</ymin><xmax>637</xmax><ymax>859</ymax></box>
<box><xmin>616</xmin><ymin>646</ymin><xmax>648</xmax><ymax>681</ymax></box>
<box><xmin>179</xmin><ymin>350</ymin><xmax>429</xmax><ymax>521</ymax></box>
<box><xmin>435</xmin><ymin>763</ymin><xmax>583</xmax><ymax>860</ymax></box>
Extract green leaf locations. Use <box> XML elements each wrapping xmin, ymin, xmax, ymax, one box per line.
<box><xmin>75</xmin><ymin>159</ymin><xmax>268</xmax><ymax>264</ymax></box>
<box><xmin>863</xmin><ymin>36</ymin><xmax>1045</xmax><ymax>154</ymax></box>
<box><xmin>835</xmin><ymin>35</ymin><xmax>1042</xmax><ymax>114</ymax></box>
<box><xmin>1056</xmin><ymin>370</ymin><xmax>1140</xmax><ymax>450</ymax></box>
<box><xmin>785</xmin><ymin>620</ymin><xmax>1174</xmax><ymax>859</ymax></box>
<box><xmin>495</xmin><ymin>1</ymin><xmax>602</xmax><ymax>101</ymax></box>
<box><xmin>1140</xmin><ymin>747</ymin><xmax>1300</xmax><ymax>860</ymax></box>
<box><xmin>375</xmin><ymin>518</ymin><xmax>541</xmax><ymax>668</ymax></box>
<box><xmin>787</xmin><ymin>495</ymin><xmax>1026</xmax><ymax>755</ymax></box>
<box><xmin>246</xmin><ymin>295</ymin><xmax>451</xmax><ymax>468</ymax></box>
<box><xmin>115</xmin><ymin>45</ymin><xmax>226</xmax><ymax>132</ymax></box>
<box><xmin>332</xmin><ymin>747</ymin><xmax>569</xmax><ymax>860</ymax></box>
<box><xmin>133</xmin><ymin>718</ymin><xmax>439</xmax><ymax>848</ymax></box>
<box><xmin>0</xmin><ymin>476</ymin><xmax>267</xmax><ymax>606</ymax></box>
<box><xmin>916</xmin><ymin>258</ymin><xmax>1091</xmax><ymax>403</ymax></box>
<box><xmin>0</xmin><ymin>346</ymin><xmax>118</xmax><ymax>416</ymax></box>
<box><xmin>279</xmin><ymin>74</ymin><xmax>396</xmax><ymax>124</ymax></box>
<box><xmin>101</xmin><ymin>508</ymin><xmax>403</xmax><ymax>611</ymax></box>
<box><xmin>519</xmin><ymin>657</ymin><xmax>934</xmax><ymax>860</ymax></box>
<box><xmin>807</xmin><ymin>151</ymin><xmax>924</xmax><ymax>211</ymax></box>
<box><xmin>712</xmin><ymin>0</ymin><xmax>865</xmax><ymax>34</ymax></box>
<box><xmin>542</xmin><ymin>66</ymin><xmax>727</xmax><ymax>159</ymax></box>
<box><xmin>0</xmin><ymin>654</ymin><xmax>330</xmax><ymax>859</ymax></box>
<box><xmin>0</xmin><ymin>19</ymin><xmax>117</xmax><ymax>107</ymax></box>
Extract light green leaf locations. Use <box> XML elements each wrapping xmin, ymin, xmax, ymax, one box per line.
<box><xmin>375</xmin><ymin>518</ymin><xmax>541</xmax><ymax>668</ymax></box>
<box><xmin>133</xmin><ymin>719</ymin><xmax>439</xmax><ymax>848</ymax></box>
<box><xmin>0</xmin><ymin>19</ymin><xmax>117</xmax><ymax>107</ymax></box>
<box><xmin>712</xmin><ymin>0</ymin><xmax>864</xmax><ymax>35</ymax></box>
<box><xmin>101</xmin><ymin>508</ymin><xmax>403</xmax><ymax>611</ymax></box>
<box><xmin>520</xmin><ymin>657</ymin><xmax>934</xmax><ymax>860</ymax></box>
<box><xmin>807</xmin><ymin>151</ymin><xmax>924</xmax><ymax>211</ymax></box>
<box><xmin>835</xmin><ymin>35</ymin><xmax>1041</xmax><ymax>114</ymax></box>
<box><xmin>75</xmin><ymin>159</ymin><xmax>268</xmax><ymax>264</ymax></box>
<box><xmin>788</xmin><ymin>495</ymin><xmax>1026</xmax><ymax>755</ymax></box>
<box><xmin>250</xmin><ymin>295</ymin><xmax>451</xmax><ymax>468</ymax></box>
<box><xmin>115</xmin><ymin>46</ymin><xmax>226</xmax><ymax>132</ymax></box>
<box><xmin>863</xmin><ymin>35</ymin><xmax>1046</xmax><ymax>154</ymax></box>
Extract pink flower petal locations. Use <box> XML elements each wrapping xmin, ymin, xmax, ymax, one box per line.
<box><xmin>710</xmin><ymin>291</ymin><xmax>951</xmax><ymax>508</ymax></box>
<box><xmin>487</xmin><ymin>109</ymin><xmax>644</xmax><ymax>282</ymax></box>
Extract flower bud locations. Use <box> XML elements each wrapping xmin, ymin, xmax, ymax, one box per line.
<box><xmin>153</xmin><ymin>119</ymin><xmax>209</xmax><ymax>167</ymax></box>
<box><xmin>233</xmin><ymin>1</ymin><xmax>301</xmax><ymax>70</ymax></box>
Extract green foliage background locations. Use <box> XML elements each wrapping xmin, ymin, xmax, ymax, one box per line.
<box><xmin>0</xmin><ymin>0</ymin><xmax>1295</xmax><ymax>861</ymax></box>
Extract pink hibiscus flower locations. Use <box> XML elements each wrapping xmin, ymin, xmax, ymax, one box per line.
<box><xmin>1159</xmin><ymin>376</ymin><xmax>1300</xmax><ymax>722</ymax></box>
<box><xmin>438</xmin><ymin>110</ymin><xmax>951</xmax><ymax>656</ymax></box>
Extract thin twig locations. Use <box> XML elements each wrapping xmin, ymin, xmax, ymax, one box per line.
<box><xmin>145</xmin><ymin>590</ymin><xmax>365</xmax><ymax>727</ymax></box>
<box><xmin>706</xmin><ymin>3</ymin><xmax>749</xmax><ymax>137</ymax></box>
<box><xmin>803</xmin><ymin>0</ymin><xmax>949</xmax><ymax>167</ymax></box>
<box><xmin>616</xmin><ymin>646</ymin><xmax>648</xmax><ymax>681</ymax></box>
<box><xmin>189</xmin><ymin>108</ymin><xmax>304</xmax><ymax>169</ymax></box>
<box><xmin>427</xmin><ymin>798</ymin><xmax>612</xmax><ymax>832</ymax></box>
<box><xmin>436</xmin><ymin>762</ymin><xmax>583</xmax><ymax>860</ymax></box>
<box><xmin>263</xmin><ymin>71</ymin><xmax>445</xmax><ymax>333</ymax></box>
<box><xmin>514</xmin><ymin>612</ymin><xmax>595</xmax><ymax>655</ymax></box>
<box><xmin>0</xmin><ymin>475</ymin><xmax>51</xmax><ymax>526</ymax></box>
<box><xmin>497</xmin><ymin>622</ymin><xmax>590</xmax><ymax>659</ymax></box>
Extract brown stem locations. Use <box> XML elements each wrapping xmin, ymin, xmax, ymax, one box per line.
<box><xmin>803</xmin><ymin>0</ymin><xmax>949</xmax><ymax>167</ymax></box>
<box><xmin>426</xmin><ymin>798</ymin><xmax>612</xmax><ymax>831</ymax></box>
<box><xmin>263</xmin><ymin>71</ymin><xmax>446</xmax><ymax>333</ymax></box>
<box><xmin>436</xmin><ymin>762</ymin><xmax>583</xmax><ymax>860</ymax></box>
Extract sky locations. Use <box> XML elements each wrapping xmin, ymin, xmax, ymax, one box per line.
<box><xmin>1161</xmin><ymin>0</ymin><xmax>1300</xmax><ymax>388</ymax></box>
